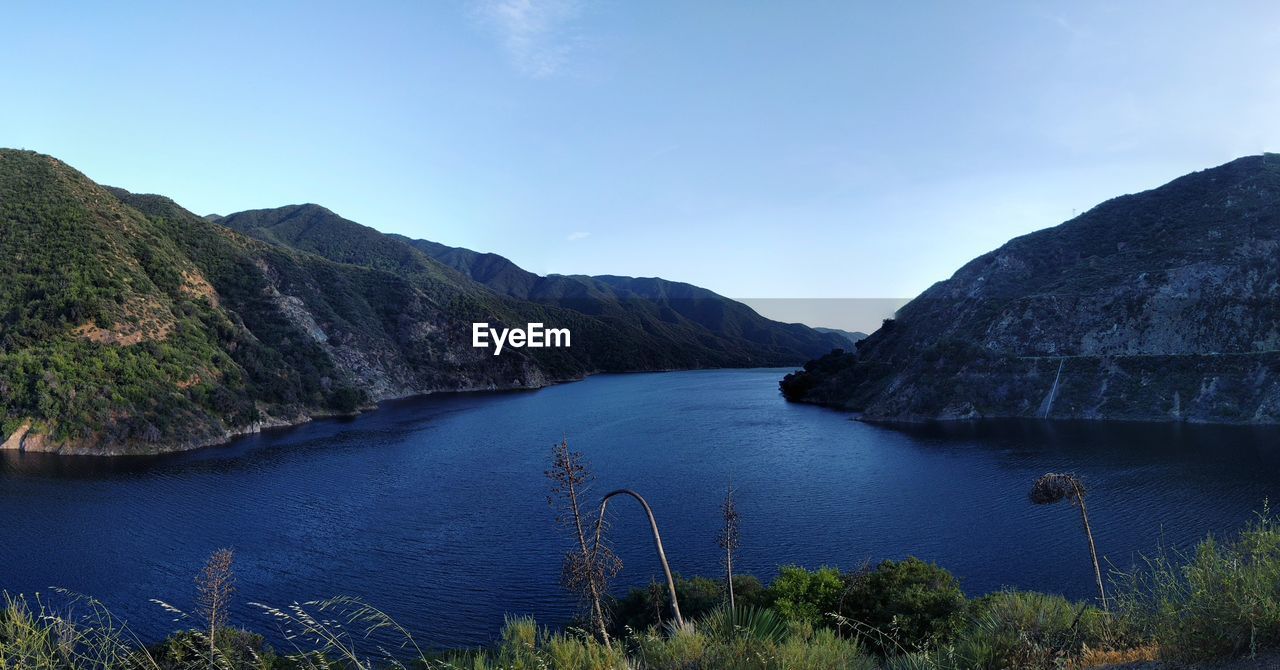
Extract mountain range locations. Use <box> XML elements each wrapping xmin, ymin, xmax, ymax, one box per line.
<box><xmin>214</xmin><ymin>205</ymin><xmax>840</xmax><ymax>361</ymax></box>
<box><xmin>782</xmin><ymin>154</ymin><xmax>1280</xmax><ymax>424</ymax></box>
<box><xmin>0</xmin><ymin>149</ymin><xmax>843</xmax><ymax>455</ymax></box>
<box><xmin>812</xmin><ymin>328</ymin><xmax>868</xmax><ymax>346</ymax></box>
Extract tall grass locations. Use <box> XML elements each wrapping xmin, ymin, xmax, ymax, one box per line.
<box><xmin>946</xmin><ymin>591</ymin><xmax>1120</xmax><ymax>669</ymax></box>
<box><xmin>1113</xmin><ymin>506</ymin><xmax>1280</xmax><ymax>662</ymax></box>
<box><xmin>0</xmin><ymin>591</ymin><xmax>158</xmax><ymax>670</ymax></box>
<box><xmin>7</xmin><ymin>509</ymin><xmax>1280</xmax><ymax>669</ymax></box>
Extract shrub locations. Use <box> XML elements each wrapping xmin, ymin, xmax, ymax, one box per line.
<box><xmin>453</xmin><ymin>616</ymin><xmax>628</xmax><ymax>670</ymax></box>
<box><xmin>770</xmin><ymin>566</ymin><xmax>846</xmax><ymax>630</ymax></box>
<box><xmin>633</xmin><ymin>624</ymin><xmax>709</xmax><ymax>669</ymax></box>
<box><xmin>948</xmin><ymin>591</ymin><xmax>1111</xmax><ymax>669</ymax></box>
<box><xmin>0</xmin><ymin>591</ymin><xmax>155</xmax><ymax>670</ymax></box>
<box><xmin>837</xmin><ymin>557</ymin><xmax>966</xmax><ymax>653</ymax></box>
<box><xmin>610</xmin><ymin>575</ymin><xmax>768</xmax><ymax>636</ymax></box>
<box><xmin>151</xmin><ymin>628</ymin><xmax>288</xmax><ymax>670</ymax></box>
<box><xmin>699</xmin><ymin>606</ymin><xmax>790</xmax><ymax>645</ymax></box>
<box><xmin>775</xmin><ymin>628</ymin><xmax>876</xmax><ymax>670</ymax></box>
<box><xmin>632</xmin><ymin>614</ymin><xmax>877</xmax><ymax>670</ymax></box>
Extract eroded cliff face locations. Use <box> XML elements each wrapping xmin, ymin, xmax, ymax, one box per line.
<box><xmin>783</xmin><ymin>154</ymin><xmax>1280</xmax><ymax>424</ymax></box>
<box><xmin>261</xmin><ymin>271</ymin><xmax>559</xmax><ymax>401</ymax></box>
<box><xmin>0</xmin><ymin>248</ymin><xmax>576</xmax><ymax>457</ymax></box>
<box><xmin>0</xmin><ymin>151</ymin><xmax>585</xmax><ymax>456</ymax></box>
<box><xmin>833</xmin><ymin>352</ymin><xmax>1280</xmax><ymax>425</ymax></box>
<box><xmin>3</xmin><ymin>150</ymin><xmax>845</xmax><ymax>456</ymax></box>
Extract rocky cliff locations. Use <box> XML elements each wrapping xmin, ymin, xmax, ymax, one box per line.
<box><xmin>782</xmin><ymin>154</ymin><xmax>1280</xmax><ymax>424</ymax></box>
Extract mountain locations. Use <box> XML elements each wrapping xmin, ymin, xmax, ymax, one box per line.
<box><xmin>218</xmin><ymin>206</ymin><xmax>845</xmax><ymax>363</ymax></box>
<box><xmin>0</xmin><ymin>150</ymin><xmax>842</xmax><ymax>454</ymax></box>
<box><xmin>407</xmin><ymin>236</ymin><xmax>842</xmax><ymax>354</ymax></box>
<box><xmin>782</xmin><ymin>154</ymin><xmax>1280</xmax><ymax>424</ymax></box>
<box><xmin>813</xmin><ymin>328</ymin><xmax>868</xmax><ymax>346</ymax></box>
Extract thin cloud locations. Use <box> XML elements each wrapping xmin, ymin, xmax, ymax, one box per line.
<box><xmin>566</xmin><ymin>231</ymin><xmax>590</xmax><ymax>241</ymax></box>
<box><xmin>649</xmin><ymin>143</ymin><xmax>681</xmax><ymax>158</ymax></box>
<box><xmin>471</xmin><ymin>0</ymin><xmax>583</xmax><ymax>78</ymax></box>
<box><xmin>1034</xmin><ymin>9</ymin><xmax>1088</xmax><ymax>39</ymax></box>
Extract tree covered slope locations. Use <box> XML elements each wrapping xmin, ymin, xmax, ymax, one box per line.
<box><xmin>401</xmin><ymin>237</ymin><xmax>845</xmax><ymax>357</ymax></box>
<box><xmin>0</xmin><ymin>150</ymin><xmax>842</xmax><ymax>454</ymax></box>
<box><xmin>218</xmin><ymin>205</ymin><xmax>846</xmax><ymax>365</ymax></box>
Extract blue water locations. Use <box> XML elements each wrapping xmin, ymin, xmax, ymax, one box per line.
<box><xmin>3</xmin><ymin>368</ymin><xmax>1280</xmax><ymax>649</ymax></box>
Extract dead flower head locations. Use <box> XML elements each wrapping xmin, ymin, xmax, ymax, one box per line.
<box><xmin>1029</xmin><ymin>472</ymin><xmax>1084</xmax><ymax>506</ymax></box>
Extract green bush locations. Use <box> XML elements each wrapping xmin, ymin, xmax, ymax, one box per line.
<box><xmin>774</xmin><ymin>628</ymin><xmax>876</xmax><ymax>670</ymax></box>
<box><xmin>631</xmin><ymin>615</ymin><xmax>876</xmax><ymax>670</ymax></box>
<box><xmin>610</xmin><ymin>575</ymin><xmax>768</xmax><ymax>636</ymax></box>
<box><xmin>770</xmin><ymin>566</ymin><xmax>846</xmax><ymax>630</ymax></box>
<box><xmin>492</xmin><ymin>616</ymin><xmax>628</xmax><ymax>670</ymax></box>
<box><xmin>632</xmin><ymin>624</ymin><xmax>709</xmax><ymax>669</ymax></box>
<box><xmin>698</xmin><ymin>606</ymin><xmax>790</xmax><ymax>645</ymax></box>
<box><xmin>837</xmin><ymin>558</ymin><xmax>966</xmax><ymax>653</ymax></box>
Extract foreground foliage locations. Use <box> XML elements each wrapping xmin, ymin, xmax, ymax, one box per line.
<box><xmin>1114</xmin><ymin>508</ymin><xmax>1280</xmax><ymax>662</ymax></box>
<box><xmin>7</xmin><ymin>511</ymin><xmax>1280</xmax><ymax>668</ymax></box>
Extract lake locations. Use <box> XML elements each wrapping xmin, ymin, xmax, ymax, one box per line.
<box><xmin>2</xmin><ymin>368</ymin><xmax>1279</xmax><ymax>649</ymax></box>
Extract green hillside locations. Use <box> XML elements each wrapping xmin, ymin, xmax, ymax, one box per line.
<box><xmin>0</xmin><ymin>150</ymin><xmax>843</xmax><ymax>454</ymax></box>
<box><xmin>218</xmin><ymin>206</ymin><xmax>845</xmax><ymax>362</ymax></box>
<box><xmin>0</xmin><ymin>151</ymin><xmax>582</xmax><ymax>453</ymax></box>
<box><xmin>0</xmin><ymin>150</ymin><xmax>331</xmax><ymax>453</ymax></box>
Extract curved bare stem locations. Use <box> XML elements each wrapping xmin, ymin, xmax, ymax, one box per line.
<box><xmin>593</xmin><ymin>488</ymin><xmax>684</xmax><ymax>627</ymax></box>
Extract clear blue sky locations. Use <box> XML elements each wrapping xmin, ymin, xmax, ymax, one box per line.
<box><xmin>4</xmin><ymin>2</ymin><xmax>1279</xmax><ymax>331</ymax></box>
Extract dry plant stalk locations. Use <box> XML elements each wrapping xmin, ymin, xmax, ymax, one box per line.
<box><xmin>196</xmin><ymin>547</ymin><xmax>236</xmax><ymax>656</ymax></box>
<box><xmin>718</xmin><ymin>483</ymin><xmax>741</xmax><ymax>610</ymax></box>
<box><xmin>546</xmin><ymin>439</ymin><xmax>620</xmax><ymax>643</ymax></box>
<box><xmin>594</xmin><ymin>488</ymin><xmax>684</xmax><ymax>627</ymax></box>
<box><xmin>1030</xmin><ymin>473</ymin><xmax>1107</xmax><ymax>611</ymax></box>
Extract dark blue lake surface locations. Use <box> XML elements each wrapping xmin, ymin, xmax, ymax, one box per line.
<box><xmin>3</xmin><ymin>368</ymin><xmax>1280</xmax><ymax>648</ymax></box>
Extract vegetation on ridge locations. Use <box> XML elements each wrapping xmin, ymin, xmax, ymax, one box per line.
<box><xmin>0</xmin><ymin>149</ymin><xmax>845</xmax><ymax>454</ymax></box>
<box><xmin>218</xmin><ymin>205</ymin><xmax>847</xmax><ymax>365</ymax></box>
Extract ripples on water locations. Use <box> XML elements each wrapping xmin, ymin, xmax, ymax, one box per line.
<box><xmin>3</xmin><ymin>368</ymin><xmax>1280</xmax><ymax>648</ymax></box>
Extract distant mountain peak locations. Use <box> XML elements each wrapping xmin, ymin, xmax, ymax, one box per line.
<box><xmin>813</xmin><ymin>328</ymin><xmax>868</xmax><ymax>346</ymax></box>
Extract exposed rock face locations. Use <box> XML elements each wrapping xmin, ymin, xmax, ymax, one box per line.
<box><xmin>1</xmin><ymin>149</ymin><xmax>844</xmax><ymax>455</ymax></box>
<box><xmin>220</xmin><ymin>205</ymin><xmax>848</xmax><ymax>366</ymax></box>
<box><xmin>782</xmin><ymin>154</ymin><xmax>1280</xmax><ymax>424</ymax></box>
<box><xmin>2</xmin><ymin>422</ymin><xmax>31</xmax><ymax>451</ymax></box>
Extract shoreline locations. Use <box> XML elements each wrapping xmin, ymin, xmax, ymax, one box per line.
<box><xmin>786</xmin><ymin>396</ymin><xmax>1280</xmax><ymax>428</ymax></box>
<box><xmin>2</xmin><ymin>364</ymin><xmax>803</xmax><ymax>459</ymax></box>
